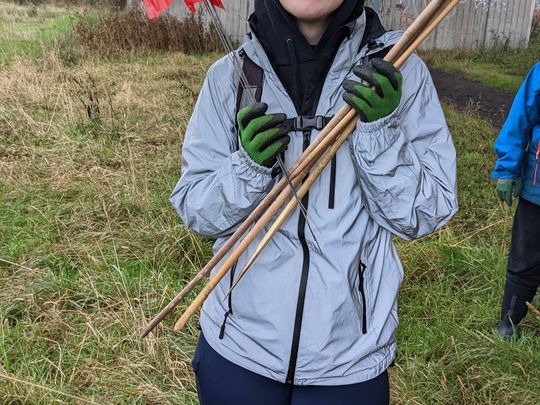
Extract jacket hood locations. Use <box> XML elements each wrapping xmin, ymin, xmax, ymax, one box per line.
<box><xmin>249</xmin><ymin>0</ymin><xmax>366</xmax><ymax>113</ymax></box>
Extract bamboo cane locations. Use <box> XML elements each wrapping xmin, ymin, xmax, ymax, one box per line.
<box><xmin>173</xmin><ymin>0</ymin><xmax>460</xmax><ymax>332</ymax></box>
<box><xmin>225</xmin><ymin>0</ymin><xmax>460</xmax><ymax>296</ymax></box>
<box><xmin>140</xmin><ymin>105</ymin><xmax>353</xmax><ymax>338</ymax></box>
<box><xmin>172</xmin><ymin>112</ymin><xmax>358</xmax><ymax>332</ymax></box>
<box><xmin>226</xmin><ymin>0</ymin><xmax>460</xmax><ymax>295</ymax></box>
<box><xmin>142</xmin><ymin>0</ymin><xmax>454</xmax><ymax>337</ymax></box>
<box><xmin>394</xmin><ymin>0</ymin><xmax>460</xmax><ymax>68</ymax></box>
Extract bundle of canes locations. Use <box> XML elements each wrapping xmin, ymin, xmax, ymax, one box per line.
<box><xmin>140</xmin><ymin>0</ymin><xmax>460</xmax><ymax>338</ymax></box>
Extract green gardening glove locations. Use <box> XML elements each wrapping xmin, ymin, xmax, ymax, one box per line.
<box><xmin>237</xmin><ymin>102</ymin><xmax>290</xmax><ymax>168</ymax></box>
<box><xmin>342</xmin><ymin>58</ymin><xmax>403</xmax><ymax>122</ymax></box>
<box><xmin>496</xmin><ymin>178</ymin><xmax>522</xmax><ymax>207</ymax></box>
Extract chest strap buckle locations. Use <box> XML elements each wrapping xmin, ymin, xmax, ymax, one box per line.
<box><xmin>286</xmin><ymin>115</ymin><xmax>333</xmax><ymax>132</ymax></box>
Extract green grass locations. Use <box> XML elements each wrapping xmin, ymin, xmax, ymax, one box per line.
<box><xmin>0</xmin><ymin>2</ymin><xmax>539</xmax><ymax>404</ymax></box>
<box><xmin>0</xmin><ymin>2</ymin><xmax>102</xmax><ymax>66</ymax></box>
<box><xmin>420</xmin><ymin>25</ymin><xmax>540</xmax><ymax>92</ymax></box>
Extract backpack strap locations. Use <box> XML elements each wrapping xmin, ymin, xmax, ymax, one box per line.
<box><xmin>235</xmin><ymin>51</ymin><xmax>334</xmax><ymax>135</ymax></box>
<box><xmin>233</xmin><ymin>40</ymin><xmax>391</xmax><ymax>135</ymax></box>
<box><xmin>235</xmin><ymin>48</ymin><xmax>264</xmax><ymax>115</ymax></box>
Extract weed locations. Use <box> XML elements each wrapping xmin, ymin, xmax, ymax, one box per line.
<box><xmin>75</xmin><ymin>9</ymin><xmax>222</xmax><ymax>59</ymax></box>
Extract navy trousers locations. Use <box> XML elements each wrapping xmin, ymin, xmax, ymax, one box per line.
<box><xmin>192</xmin><ymin>334</ymin><xmax>390</xmax><ymax>405</ymax></box>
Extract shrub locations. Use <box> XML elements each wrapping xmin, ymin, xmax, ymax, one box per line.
<box><xmin>74</xmin><ymin>9</ymin><xmax>222</xmax><ymax>58</ymax></box>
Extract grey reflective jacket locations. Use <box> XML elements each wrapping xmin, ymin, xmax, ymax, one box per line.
<box><xmin>170</xmin><ymin>12</ymin><xmax>458</xmax><ymax>386</ymax></box>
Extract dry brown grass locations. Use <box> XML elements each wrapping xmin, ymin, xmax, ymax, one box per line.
<box><xmin>75</xmin><ymin>9</ymin><xmax>222</xmax><ymax>58</ymax></box>
<box><xmin>0</xmin><ymin>45</ymin><xmax>217</xmax><ymax>402</ymax></box>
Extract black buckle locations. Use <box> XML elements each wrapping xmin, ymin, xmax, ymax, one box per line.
<box><xmin>292</xmin><ymin>116</ymin><xmax>328</xmax><ymax>131</ymax></box>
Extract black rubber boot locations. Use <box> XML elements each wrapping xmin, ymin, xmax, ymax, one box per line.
<box><xmin>497</xmin><ymin>295</ymin><xmax>522</xmax><ymax>339</ymax></box>
<box><xmin>497</xmin><ymin>281</ymin><xmax>536</xmax><ymax>340</ymax></box>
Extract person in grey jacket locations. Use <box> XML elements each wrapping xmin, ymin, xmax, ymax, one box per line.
<box><xmin>170</xmin><ymin>0</ymin><xmax>458</xmax><ymax>403</ymax></box>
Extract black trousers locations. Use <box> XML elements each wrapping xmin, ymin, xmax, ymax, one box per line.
<box><xmin>501</xmin><ymin>198</ymin><xmax>540</xmax><ymax>323</ymax></box>
<box><xmin>506</xmin><ymin>198</ymin><xmax>540</xmax><ymax>294</ymax></box>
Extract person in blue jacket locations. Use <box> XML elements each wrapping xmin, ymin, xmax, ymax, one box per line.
<box><xmin>492</xmin><ymin>61</ymin><xmax>540</xmax><ymax>339</ymax></box>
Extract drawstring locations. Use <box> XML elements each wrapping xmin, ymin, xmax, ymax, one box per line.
<box><xmin>287</xmin><ymin>38</ymin><xmax>301</xmax><ymax>102</ymax></box>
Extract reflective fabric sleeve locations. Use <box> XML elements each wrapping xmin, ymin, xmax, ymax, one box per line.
<box><xmin>349</xmin><ymin>54</ymin><xmax>458</xmax><ymax>240</ymax></box>
<box><xmin>492</xmin><ymin>62</ymin><xmax>540</xmax><ymax>179</ymax></box>
<box><xmin>170</xmin><ymin>59</ymin><xmax>278</xmax><ymax>238</ymax></box>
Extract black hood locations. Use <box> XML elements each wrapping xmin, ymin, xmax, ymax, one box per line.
<box><xmin>249</xmin><ymin>0</ymin><xmax>366</xmax><ymax>114</ymax></box>
<box><xmin>250</xmin><ymin>0</ymin><xmax>365</xmax><ymax>64</ymax></box>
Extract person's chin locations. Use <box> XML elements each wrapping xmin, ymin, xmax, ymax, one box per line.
<box><xmin>280</xmin><ymin>0</ymin><xmax>344</xmax><ymax>21</ymax></box>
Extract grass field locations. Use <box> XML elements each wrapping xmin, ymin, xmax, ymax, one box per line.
<box><xmin>420</xmin><ymin>22</ymin><xmax>540</xmax><ymax>93</ymax></box>
<box><xmin>0</xmin><ymin>2</ymin><xmax>539</xmax><ymax>404</ymax></box>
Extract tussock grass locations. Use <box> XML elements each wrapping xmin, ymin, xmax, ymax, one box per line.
<box><xmin>0</xmin><ymin>2</ymin><xmax>539</xmax><ymax>403</ymax></box>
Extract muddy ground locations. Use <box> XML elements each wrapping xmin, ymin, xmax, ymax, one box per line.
<box><xmin>430</xmin><ymin>69</ymin><xmax>515</xmax><ymax>129</ymax></box>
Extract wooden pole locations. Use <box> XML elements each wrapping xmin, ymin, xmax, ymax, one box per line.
<box><xmin>173</xmin><ymin>113</ymin><xmax>358</xmax><ymax>332</ymax></box>
<box><xmin>140</xmin><ymin>97</ymin><xmax>353</xmax><ymax>337</ymax></box>
<box><xmin>226</xmin><ymin>0</ymin><xmax>461</xmax><ymax>295</ymax></box>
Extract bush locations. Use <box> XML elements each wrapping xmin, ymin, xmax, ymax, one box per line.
<box><xmin>74</xmin><ymin>9</ymin><xmax>222</xmax><ymax>58</ymax></box>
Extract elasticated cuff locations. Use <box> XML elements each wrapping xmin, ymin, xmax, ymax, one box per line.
<box><xmin>238</xmin><ymin>144</ymin><xmax>276</xmax><ymax>177</ymax></box>
<box><xmin>354</xmin><ymin>108</ymin><xmax>400</xmax><ymax>133</ymax></box>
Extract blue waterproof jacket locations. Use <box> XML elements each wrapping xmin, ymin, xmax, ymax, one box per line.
<box><xmin>492</xmin><ymin>62</ymin><xmax>540</xmax><ymax>205</ymax></box>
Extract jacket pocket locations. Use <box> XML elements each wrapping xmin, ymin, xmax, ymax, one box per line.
<box><xmin>358</xmin><ymin>260</ymin><xmax>368</xmax><ymax>334</ymax></box>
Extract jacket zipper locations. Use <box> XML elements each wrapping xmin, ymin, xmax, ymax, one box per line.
<box><xmin>358</xmin><ymin>260</ymin><xmax>368</xmax><ymax>334</ymax></box>
<box><xmin>534</xmin><ymin>141</ymin><xmax>540</xmax><ymax>186</ymax></box>
<box><xmin>219</xmin><ymin>260</ymin><xmax>237</xmax><ymax>339</ymax></box>
<box><xmin>328</xmin><ymin>155</ymin><xmax>337</xmax><ymax>209</ymax></box>
<box><xmin>286</xmin><ymin>129</ymin><xmax>312</xmax><ymax>384</ymax></box>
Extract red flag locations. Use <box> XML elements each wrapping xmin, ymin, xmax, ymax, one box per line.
<box><xmin>184</xmin><ymin>0</ymin><xmax>224</xmax><ymax>13</ymax></box>
<box><xmin>143</xmin><ymin>0</ymin><xmax>173</xmax><ymax>20</ymax></box>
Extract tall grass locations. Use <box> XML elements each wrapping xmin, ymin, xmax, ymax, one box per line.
<box><xmin>0</xmin><ymin>41</ymin><xmax>216</xmax><ymax>404</ymax></box>
<box><xmin>0</xmin><ymin>1</ymin><xmax>82</xmax><ymax>65</ymax></box>
<box><xmin>0</xmin><ymin>2</ymin><xmax>539</xmax><ymax>403</ymax></box>
<box><xmin>75</xmin><ymin>9</ymin><xmax>223</xmax><ymax>58</ymax></box>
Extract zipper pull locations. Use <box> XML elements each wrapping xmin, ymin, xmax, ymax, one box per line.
<box><xmin>303</xmin><ymin>130</ymin><xmax>311</xmax><ymax>145</ymax></box>
<box><xmin>534</xmin><ymin>142</ymin><xmax>540</xmax><ymax>186</ymax></box>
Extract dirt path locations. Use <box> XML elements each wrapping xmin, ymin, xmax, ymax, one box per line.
<box><xmin>430</xmin><ymin>69</ymin><xmax>515</xmax><ymax>129</ymax></box>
